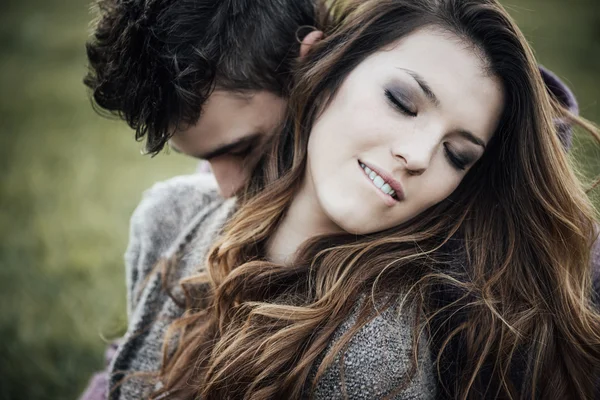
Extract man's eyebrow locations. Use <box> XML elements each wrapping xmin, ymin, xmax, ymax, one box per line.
<box><xmin>397</xmin><ymin>68</ymin><xmax>440</xmax><ymax>108</ymax></box>
<box><xmin>231</xmin><ymin>90</ymin><xmax>255</xmax><ymax>103</ymax></box>
<box><xmin>197</xmin><ymin>133</ymin><xmax>262</xmax><ymax>160</ymax></box>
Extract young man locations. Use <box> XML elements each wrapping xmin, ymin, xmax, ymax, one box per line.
<box><xmin>85</xmin><ymin>0</ymin><xmax>320</xmax><ymax>197</ymax></box>
<box><xmin>80</xmin><ymin>1</ymin><xmax>322</xmax><ymax>398</ymax></box>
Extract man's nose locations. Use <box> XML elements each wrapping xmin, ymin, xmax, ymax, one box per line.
<box><xmin>209</xmin><ymin>158</ymin><xmax>247</xmax><ymax>198</ymax></box>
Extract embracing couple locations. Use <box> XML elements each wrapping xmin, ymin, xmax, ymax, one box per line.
<box><xmin>82</xmin><ymin>0</ymin><xmax>600</xmax><ymax>398</ymax></box>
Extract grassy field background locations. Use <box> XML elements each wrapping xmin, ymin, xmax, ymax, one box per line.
<box><xmin>0</xmin><ymin>0</ymin><xmax>598</xmax><ymax>399</ymax></box>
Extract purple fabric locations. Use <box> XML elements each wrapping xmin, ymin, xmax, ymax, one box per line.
<box><xmin>593</xmin><ymin>230</ymin><xmax>600</xmax><ymax>303</ymax></box>
<box><xmin>78</xmin><ymin>341</ymin><xmax>119</xmax><ymax>400</ymax></box>
<box><xmin>196</xmin><ymin>160</ymin><xmax>212</xmax><ymax>174</ymax></box>
<box><xmin>538</xmin><ymin>64</ymin><xmax>579</xmax><ymax>150</ymax></box>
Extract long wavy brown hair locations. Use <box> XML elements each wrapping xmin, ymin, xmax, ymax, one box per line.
<box><xmin>149</xmin><ymin>0</ymin><xmax>600</xmax><ymax>398</ymax></box>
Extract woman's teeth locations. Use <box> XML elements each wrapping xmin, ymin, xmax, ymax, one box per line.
<box><xmin>359</xmin><ymin>162</ymin><xmax>397</xmax><ymax>199</ymax></box>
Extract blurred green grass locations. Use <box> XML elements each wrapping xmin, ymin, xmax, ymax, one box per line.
<box><xmin>0</xmin><ymin>2</ymin><xmax>196</xmax><ymax>399</ymax></box>
<box><xmin>0</xmin><ymin>0</ymin><xmax>598</xmax><ymax>399</ymax></box>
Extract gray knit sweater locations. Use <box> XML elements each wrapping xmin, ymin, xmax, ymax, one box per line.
<box><xmin>107</xmin><ymin>174</ymin><xmax>436</xmax><ymax>400</ymax></box>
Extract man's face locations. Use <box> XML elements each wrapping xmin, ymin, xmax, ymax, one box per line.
<box><xmin>169</xmin><ymin>89</ymin><xmax>287</xmax><ymax>198</ymax></box>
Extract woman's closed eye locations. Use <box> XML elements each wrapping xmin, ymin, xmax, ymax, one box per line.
<box><xmin>384</xmin><ymin>89</ymin><xmax>417</xmax><ymax>117</ymax></box>
<box><xmin>443</xmin><ymin>143</ymin><xmax>473</xmax><ymax>170</ymax></box>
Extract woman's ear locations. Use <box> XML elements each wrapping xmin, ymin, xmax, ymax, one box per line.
<box><xmin>299</xmin><ymin>30</ymin><xmax>324</xmax><ymax>59</ymax></box>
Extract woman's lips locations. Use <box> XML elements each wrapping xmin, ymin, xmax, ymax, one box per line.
<box><xmin>358</xmin><ymin>160</ymin><xmax>403</xmax><ymax>207</ymax></box>
<box><xmin>358</xmin><ymin>160</ymin><xmax>405</xmax><ymax>201</ymax></box>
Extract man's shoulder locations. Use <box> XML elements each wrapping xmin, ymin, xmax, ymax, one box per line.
<box><xmin>123</xmin><ymin>173</ymin><xmax>226</xmax><ymax>316</ymax></box>
<box><xmin>127</xmin><ymin>173</ymin><xmax>223</xmax><ymax>259</ymax></box>
<box><xmin>141</xmin><ymin>173</ymin><xmax>220</xmax><ymax>208</ymax></box>
<box><xmin>132</xmin><ymin>173</ymin><xmax>221</xmax><ymax>226</ymax></box>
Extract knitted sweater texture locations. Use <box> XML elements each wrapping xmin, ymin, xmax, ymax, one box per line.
<box><xmin>107</xmin><ymin>174</ymin><xmax>436</xmax><ymax>399</ymax></box>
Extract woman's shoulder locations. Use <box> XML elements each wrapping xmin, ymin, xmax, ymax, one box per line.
<box><xmin>313</xmin><ymin>297</ymin><xmax>436</xmax><ymax>399</ymax></box>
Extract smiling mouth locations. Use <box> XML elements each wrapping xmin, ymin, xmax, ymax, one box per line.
<box><xmin>358</xmin><ymin>161</ymin><xmax>400</xmax><ymax>201</ymax></box>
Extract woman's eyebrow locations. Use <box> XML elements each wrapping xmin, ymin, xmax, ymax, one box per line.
<box><xmin>456</xmin><ymin>129</ymin><xmax>486</xmax><ymax>149</ymax></box>
<box><xmin>396</xmin><ymin>68</ymin><xmax>440</xmax><ymax>107</ymax></box>
<box><xmin>396</xmin><ymin>67</ymin><xmax>486</xmax><ymax>149</ymax></box>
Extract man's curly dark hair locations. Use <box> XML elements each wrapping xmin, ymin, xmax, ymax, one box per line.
<box><xmin>84</xmin><ymin>0</ymin><xmax>316</xmax><ymax>154</ymax></box>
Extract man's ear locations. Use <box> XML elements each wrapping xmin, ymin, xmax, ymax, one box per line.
<box><xmin>299</xmin><ymin>30</ymin><xmax>324</xmax><ymax>59</ymax></box>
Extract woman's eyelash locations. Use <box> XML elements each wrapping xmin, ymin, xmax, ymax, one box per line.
<box><xmin>385</xmin><ymin>89</ymin><xmax>417</xmax><ymax>117</ymax></box>
<box><xmin>443</xmin><ymin>144</ymin><xmax>468</xmax><ymax>170</ymax></box>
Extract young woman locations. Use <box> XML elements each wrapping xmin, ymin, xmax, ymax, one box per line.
<box><xmin>109</xmin><ymin>0</ymin><xmax>600</xmax><ymax>398</ymax></box>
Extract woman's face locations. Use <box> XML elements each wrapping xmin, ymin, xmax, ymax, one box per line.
<box><xmin>304</xmin><ymin>28</ymin><xmax>504</xmax><ymax>234</ymax></box>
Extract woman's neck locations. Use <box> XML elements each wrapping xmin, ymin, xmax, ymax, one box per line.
<box><xmin>266</xmin><ymin>179</ymin><xmax>342</xmax><ymax>265</ymax></box>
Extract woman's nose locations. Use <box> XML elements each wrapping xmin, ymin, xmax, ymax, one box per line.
<box><xmin>391</xmin><ymin>139</ymin><xmax>436</xmax><ymax>176</ymax></box>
